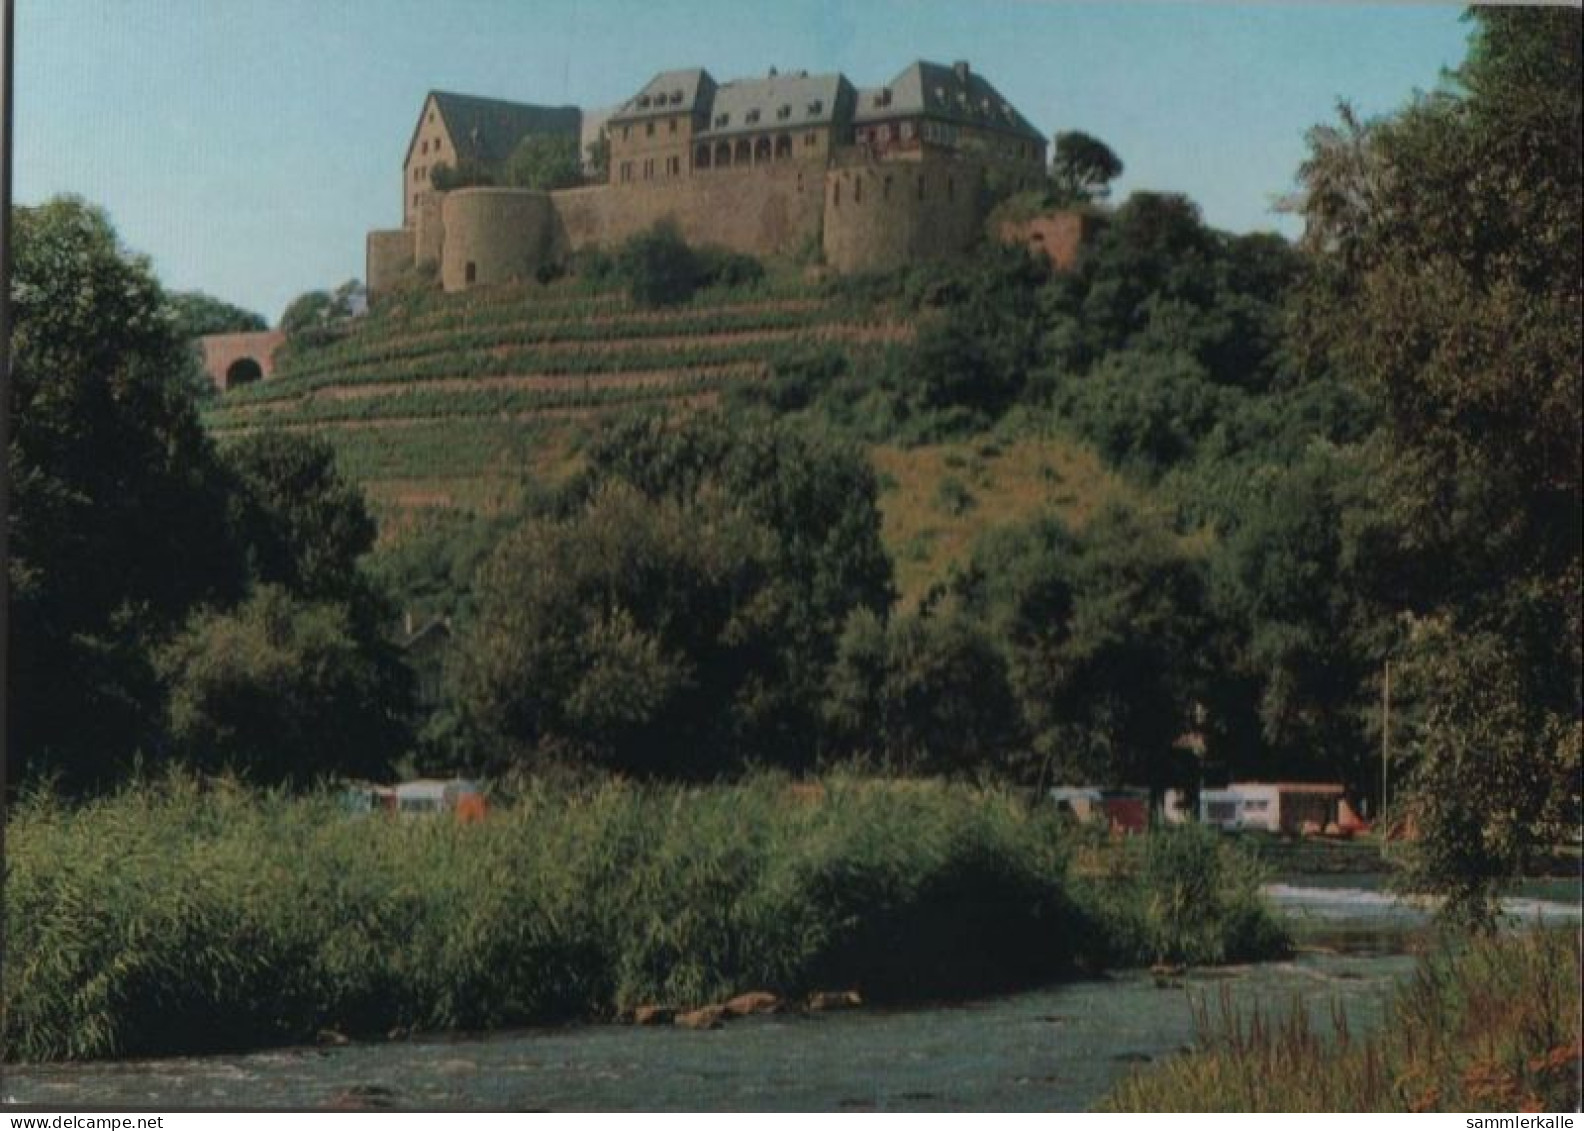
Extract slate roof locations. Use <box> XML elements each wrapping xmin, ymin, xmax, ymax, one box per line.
<box><xmin>853</xmin><ymin>61</ymin><xmax>1044</xmax><ymax>144</ymax></box>
<box><xmin>694</xmin><ymin>71</ymin><xmax>854</xmax><ymax>140</ymax></box>
<box><xmin>608</xmin><ymin>68</ymin><xmax>717</xmax><ymax>123</ymax></box>
<box><xmin>424</xmin><ymin>91</ymin><xmax>583</xmax><ymax>166</ymax></box>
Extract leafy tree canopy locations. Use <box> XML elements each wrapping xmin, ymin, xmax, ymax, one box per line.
<box><xmin>1051</xmin><ymin>130</ymin><xmax>1124</xmax><ymax>203</ymax></box>
<box><xmin>505</xmin><ymin>133</ymin><xmax>584</xmax><ymax>191</ymax></box>
<box><xmin>165</xmin><ymin>291</ymin><xmax>267</xmax><ymax>340</ymax></box>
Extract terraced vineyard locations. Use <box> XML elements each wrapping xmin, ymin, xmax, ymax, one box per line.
<box><xmin>202</xmin><ymin>278</ymin><xmax>911</xmax><ymax>528</ymax></box>
<box><xmin>200</xmin><ymin>277</ymin><xmax>1136</xmax><ymax>603</ymax></box>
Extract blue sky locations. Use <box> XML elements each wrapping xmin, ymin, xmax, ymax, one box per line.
<box><xmin>16</xmin><ymin>0</ymin><xmax>1473</xmax><ymax>323</ymax></box>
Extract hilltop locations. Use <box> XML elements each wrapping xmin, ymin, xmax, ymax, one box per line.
<box><xmin>201</xmin><ymin>271</ymin><xmax>1131</xmax><ymax>607</ymax></box>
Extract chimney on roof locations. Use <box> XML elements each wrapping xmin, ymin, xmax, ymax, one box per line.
<box><xmin>953</xmin><ymin>60</ymin><xmax>971</xmax><ymax>83</ymax></box>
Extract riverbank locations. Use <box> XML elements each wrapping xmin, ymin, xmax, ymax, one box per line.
<box><xmin>1103</xmin><ymin>928</ymin><xmax>1583</xmax><ymax>1112</ymax></box>
<box><xmin>3</xmin><ymin>775</ymin><xmax>1285</xmax><ymax>1063</ymax></box>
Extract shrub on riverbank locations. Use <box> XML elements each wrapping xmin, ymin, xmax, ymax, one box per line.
<box><xmin>1104</xmin><ymin>929</ymin><xmax>1583</xmax><ymax>1111</ymax></box>
<box><xmin>3</xmin><ymin>775</ymin><xmax>1288</xmax><ymax>1062</ymax></box>
<box><xmin>1083</xmin><ymin>824</ymin><xmax>1290</xmax><ymax>966</ymax></box>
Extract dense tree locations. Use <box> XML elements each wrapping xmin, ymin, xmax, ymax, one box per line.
<box><xmin>1205</xmin><ymin>444</ymin><xmax>1390</xmax><ymax>790</ymax></box>
<box><xmin>455</xmin><ymin>411</ymin><xmax>894</xmax><ymax>777</ymax></box>
<box><xmin>1291</xmin><ymin>8</ymin><xmax>1582</xmax><ymax>920</ymax></box>
<box><xmin>279</xmin><ymin>280</ymin><xmax>363</xmax><ymax>343</ymax></box>
<box><xmin>223</xmin><ymin>431</ymin><xmax>379</xmax><ymax>607</ymax></box>
<box><xmin>1051</xmin><ymin>131</ymin><xmax>1124</xmax><ymax>203</ymax></box>
<box><xmin>7</xmin><ymin>198</ymin><xmax>246</xmax><ymax>783</ymax></box>
<box><xmin>166</xmin><ymin>291</ymin><xmax>267</xmax><ymax>340</ymax></box>
<box><xmin>504</xmin><ymin>133</ymin><xmax>584</xmax><ymax>191</ymax></box>
<box><xmin>158</xmin><ymin>586</ymin><xmax>409</xmax><ymax>784</ymax></box>
<box><xmin>454</xmin><ymin>483</ymin><xmax>787</xmax><ymax>778</ymax></box>
<box><xmin>955</xmin><ymin>505</ymin><xmax>1208</xmax><ymax>795</ymax></box>
<box><xmin>823</xmin><ymin>608</ymin><xmax>1021</xmax><ymax>775</ymax></box>
<box><xmin>428</xmin><ymin>157</ymin><xmax>495</xmax><ymax>191</ymax></box>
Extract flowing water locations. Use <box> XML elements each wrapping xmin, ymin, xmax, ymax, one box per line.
<box><xmin>6</xmin><ymin>879</ymin><xmax>1578</xmax><ymax>1111</ymax></box>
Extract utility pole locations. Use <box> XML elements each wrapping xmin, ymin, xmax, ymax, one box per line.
<box><xmin>1381</xmin><ymin>659</ymin><xmax>1391</xmax><ymax>818</ymax></box>
<box><xmin>1</xmin><ymin>0</ymin><xmax>17</xmax><ymax>1057</ymax></box>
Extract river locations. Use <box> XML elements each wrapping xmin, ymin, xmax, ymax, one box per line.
<box><xmin>5</xmin><ymin>879</ymin><xmax>1578</xmax><ymax>1111</ymax></box>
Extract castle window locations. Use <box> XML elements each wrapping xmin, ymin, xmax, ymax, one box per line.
<box><xmin>746</xmin><ymin>109</ymin><xmax>761</xmax><ymax>125</ymax></box>
<box><xmin>715</xmin><ymin>141</ymin><xmax>732</xmax><ymax>167</ymax></box>
<box><xmin>754</xmin><ymin>136</ymin><xmax>772</xmax><ymax>164</ymax></box>
<box><xmin>671</xmin><ymin>90</ymin><xmax>683</xmax><ymax>105</ymax></box>
<box><xmin>774</xmin><ymin>134</ymin><xmax>792</xmax><ymax>160</ymax></box>
<box><xmin>669</xmin><ymin>118</ymin><xmax>678</xmax><ymax>134</ymax></box>
<box><xmin>807</xmin><ymin>99</ymin><xmax>823</xmax><ymax>116</ymax></box>
<box><xmin>777</xmin><ymin>105</ymin><xmax>791</xmax><ymax>120</ymax></box>
<box><xmin>638</xmin><ymin>94</ymin><xmax>651</xmax><ymax>108</ymax></box>
<box><xmin>804</xmin><ymin>131</ymin><xmax>816</xmax><ymax>147</ymax></box>
<box><xmin>646</xmin><ymin>121</ymin><xmax>655</xmax><ymax>138</ymax></box>
<box><xmin>734</xmin><ymin>138</ymin><xmax>752</xmax><ymax>164</ymax></box>
<box><xmin>622</xmin><ymin>126</ymin><xmax>631</xmax><ymax>141</ymax></box>
<box><xmin>716</xmin><ymin>113</ymin><xmax>730</xmax><ymax>128</ymax></box>
<box><xmin>465</xmin><ymin>262</ymin><xmax>477</xmax><ymax>284</ymax></box>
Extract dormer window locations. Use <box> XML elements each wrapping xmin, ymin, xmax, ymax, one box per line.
<box><xmin>807</xmin><ymin>99</ymin><xmax>823</xmax><ymax>116</ymax></box>
<box><xmin>874</xmin><ymin>89</ymin><xmax>892</xmax><ymax>108</ymax></box>
<box><xmin>670</xmin><ymin>90</ymin><xmax>684</xmax><ymax>105</ymax></box>
<box><xmin>637</xmin><ymin>94</ymin><xmax>651</xmax><ymax>108</ymax></box>
<box><xmin>715</xmin><ymin>113</ymin><xmax>730</xmax><ymax>128</ymax></box>
<box><xmin>746</xmin><ymin>109</ymin><xmax>761</xmax><ymax>124</ymax></box>
<box><xmin>777</xmin><ymin>105</ymin><xmax>791</xmax><ymax>120</ymax></box>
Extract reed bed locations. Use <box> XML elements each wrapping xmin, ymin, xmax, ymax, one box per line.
<box><xmin>1104</xmin><ymin>929</ymin><xmax>1583</xmax><ymax>1112</ymax></box>
<box><xmin>4</xmin><ymin>775</ymin><xmax>1080</xmax><ymax>1061</ymax></box>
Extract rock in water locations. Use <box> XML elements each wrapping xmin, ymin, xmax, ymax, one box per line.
<box><xmin>675</xmin><ymin>1005</ymin><xmax>726</xmax><ymax>1030</ymax></box>
<box><xmin>807</xmin><ymin>990</ymin><xmax>863</xmax><ymax>1012</ymax></box>
<box><xmin>722</xmin><ymin>992</ymin><xmax>781</xmax><ymax>1017</ymax></box>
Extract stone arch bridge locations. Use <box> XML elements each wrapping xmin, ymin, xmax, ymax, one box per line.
<box><xmin>198</xmin><ymin>330</ymin><xmax>286</xmax><ymax>392</ymax></box>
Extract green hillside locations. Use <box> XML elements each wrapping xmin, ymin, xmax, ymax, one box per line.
<box><xmin>201</xmin><ymin>275</ymin><xmax>1133</xmax><ymax>601</ymax></box>
<box><xmin>203</xmin><ymin>276</ymin><xmax>914</xmax><ymax>528</ymax></box>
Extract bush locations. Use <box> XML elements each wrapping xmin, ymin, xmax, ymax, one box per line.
<box><xmin>1105</xmin><ymin>929</ymin><xmax>1582</xmax><ymax>1111</ymax></box>
<box><xmin>1085</xmin><ymin>825</ymin><xmax>1288</xmax><ymax>966</ymax></box>
<box><xmin>3</xmin><ymin>775</ymin><xmax>1099</xmax><ymax>1060</ymax></box>
<box><xmin>613</xmin><ymin>223</ymin><xmax>766</xmax><ymax>307</ymax></box>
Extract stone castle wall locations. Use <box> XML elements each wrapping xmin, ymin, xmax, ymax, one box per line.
<box><xmin>366</xmin><ymin>155</ymin><xmax>1080</xmax><ymax>297</ymax></box>
<box><xmin>821</xmin><ymin>160</ymin><xmax>985</xmax><ymax>274</ymax></box>
<box><xmin>549</xmin><ymin>161</ymin><xmax>823</xmax><ymax>262</ymax></box>
<box><xmin>366</xmin><ymin>228</ymin><xmax>417</xmax><ymax>296</ymax></box>
<box><xmin>440</xmin><ymin>188</ymin><xmax>556</xmax><ymax>291</ymax></box>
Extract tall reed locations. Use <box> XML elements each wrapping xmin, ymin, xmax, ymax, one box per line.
<box><xmin>1103</xmin><ymin>929</ymin><xmax>1583</xmax><ymax>1111</ymax></box>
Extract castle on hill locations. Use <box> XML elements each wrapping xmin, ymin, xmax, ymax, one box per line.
<box><xmin>367</xmin><ymin>59</ymin><xmax>1060</xmax><ymax>296</ymax></box>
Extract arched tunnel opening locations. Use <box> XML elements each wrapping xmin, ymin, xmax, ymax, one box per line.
<box><xmin>225</xmin><ymin>357</ymin><xmax>264</xmax><ymax>390</ymax></box>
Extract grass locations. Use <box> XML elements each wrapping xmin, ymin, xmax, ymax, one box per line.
<box><xmin>872</xmin><ymin>430</ymin><xmax>1135</xmax><ymax>607</ymax></box>
<box><xmin>1103</xmin><ymin>929</ymin><xmax>1583</xmax><ymax>1112</ymax></box>
<box><xmin>2</xmin><ymin>776</ymin><xmax>1288</xmax><ymax>1063</ymax></box>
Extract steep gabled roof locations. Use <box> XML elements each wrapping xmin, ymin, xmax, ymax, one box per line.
<box><xmin>608</xmin><ymin>68</ymin><xmax>716</xmax><ymax>124</ymax></box>
<box><xmin>417</xmin><ymin>91</ymin><xmax>583</xmax><ymax>167</ymax></box>
<box><xmin>695</xmin><ymin>71</ymin><xmax>854</xmax><ymax>140</ymax></box>
<box><xmin>854</xmin><ymin>61</ymin><xmax>1045</xmax><ymax>144</ymax></box>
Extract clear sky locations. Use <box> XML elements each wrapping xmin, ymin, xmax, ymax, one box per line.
<box><xmin>16</xmin><ymin>0</ymin><xmax>1473</xmax><ymax>323</ymax></box>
